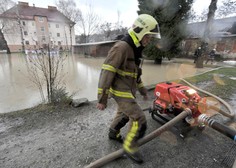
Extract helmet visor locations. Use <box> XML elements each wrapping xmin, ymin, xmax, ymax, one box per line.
<box><xmin>149</xmin><ymin>33</ymin><xmax>161</xmax><ymax>39</ymax></box>
<box><xmin>148</xmin><ymin>24</ymin><xmax>161</xmax><ymax>39</ymax></box>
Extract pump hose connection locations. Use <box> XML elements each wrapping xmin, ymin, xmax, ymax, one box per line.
<box><xmin>198</xmin><ymin>114</ymin><xmax>236</xmax><ymax>141</ymax></box>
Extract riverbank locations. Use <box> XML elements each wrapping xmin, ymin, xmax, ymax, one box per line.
<box><xmin>0</xmin><ymin>67</ymin><xmax>236</xmax><ymax>168</ymax></box>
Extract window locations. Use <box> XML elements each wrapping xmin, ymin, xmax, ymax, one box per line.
<box><xmin>48</xmin><ymin>23</ymin><xmax>50</xmax><ymax>28</ymax></box>
<box><xmin>24</xmin><ymin>31</ymin><xmax>28</xmax><ymax>36</ymax></box>
<box><xmin>32</xmin><ymin>22</ymin><xmax>34</xmax><ymax>26</ymax></box>
<box><xmin>41</xmin><ymin>27</ymin><xmax>45</xmax><ymax>32</ymax></box>
<box><xmin>25</xmin><ymin>41</ymin><xmax>29</xmax><ymax>45</ymax></box>
<box><xmin>57</xmin><ymin>33</ymin><xmax>60</xmax><ymax>37</ymax></box>
<box><xmin>56</xmin><ymin>24</ymin><xmax>59</xmax><ymax>28</ymax></box>
<box><xmin>42</xmin><ymin>36</ymin><xmax>46</xmax><ymax>42</ymax></box>
<box><xmin>58</xmin><ymin>41</ymin><xmax>61</xmax><ymax>45</ymax></box>
<box><xmin>39</xmin><ymin>16</ymin><xmax>44</xmax><ymax>22</ymax></box>
<box><xmin>22</xmin><ymin>21</ymin><xmax>25</xmax><ymax>26</ymax></box>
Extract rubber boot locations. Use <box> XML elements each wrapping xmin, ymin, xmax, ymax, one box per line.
<box><xmin>108</xmin><ymin>128</ymin><xmax>123</xmax><ymax>143</ymax></box>
<box><xmin>124</xmin><ymin>150</ymin><xmax>144</xmax><ymax>164</ymax></box>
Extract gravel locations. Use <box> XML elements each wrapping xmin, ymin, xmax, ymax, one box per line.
<box><xmin>0</xmin><ymin>87</ymin><xmax>235</xmax><ymax>168</ymax></box>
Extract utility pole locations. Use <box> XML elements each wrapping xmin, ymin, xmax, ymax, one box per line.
<box><xmin>69</xmin><ymin>23</ymin><xmax>74</xmax><ymax>53</ymax></box>
<box><xmin>18</xmin><ymin>18</ymin><xmax>25</xmax><ymax>53</ymax></box>
<box><xmin>16</xmin><ymin>6</ymin><xmax>25</xmax><ymax>53</ymax></box>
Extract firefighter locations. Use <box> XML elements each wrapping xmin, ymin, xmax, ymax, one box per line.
<box><xmin>193</xmin><ymin>47</ymin><xmax>202</xmax><ymax>63</ymax></box>
<box><xmin>205</xmin><ymin>48</ymin><xmax>216</xmax><ymax>64</ymax></box>
<box><xmin>96</xmin><ymin>14</ymin><xmax>161</xmax><ymax>163</ymax></box>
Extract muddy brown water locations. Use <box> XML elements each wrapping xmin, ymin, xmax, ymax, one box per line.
<box><xmin>0</xmin><ymin>53</ymin><xmax>211</xmax><ymax>113</ymax></box>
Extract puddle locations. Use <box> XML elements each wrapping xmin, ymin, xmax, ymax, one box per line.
<box><xmin>223</xmin><ymin>60</ymin><xmax>236</xmax><ymax>66</ymax></box>
<box><xmin>229</xmin><ymin>77</ymin><xmax>236</xmax><ymax>80</ymax></box>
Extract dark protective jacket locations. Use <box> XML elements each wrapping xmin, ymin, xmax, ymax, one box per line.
<box><xmin>194</xmin><ymin>48</ymin><xmax>202</xmax><ymax>58</ymax></box>
<box><xmin>97</xmin><ymin>34</ymin><xmax>147</xmax><ymax>105</ymax></box>
<box><xmin>209</xmin><ymin>50</ymin><xmax>216</xmax><ymax>58</ymax></box>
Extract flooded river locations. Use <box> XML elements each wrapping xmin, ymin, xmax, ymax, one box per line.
<box><xmin>0</xmin><ymin>53</ymin><xmax>210</xmax><ymax>113</ymax></box>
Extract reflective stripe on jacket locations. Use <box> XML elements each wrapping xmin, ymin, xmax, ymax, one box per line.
<box><xmin>97</xmin><ymin>40</ymin><xmax>146</xmax><ymax>105</ymax></box>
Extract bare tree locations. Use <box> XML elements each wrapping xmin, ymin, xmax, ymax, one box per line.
<box><xmin>192</xmin><ymin>10</ymin><xmax>208</xmax><ymax>22</ymax></box>
<box><xmin>0</xmin><ymin>0</ymin><xmax>15</xmax><ymax>53</ymax></box>
<box><xmin>195</xmin><ymin>0</ymin><xmax>218</xmax><ymax>68</ymax></box>
<box><xmin>216</xmin><ymin>0</ymin><xmax>236</xmax><ymax>18</ymax></box>
<box><xmin>77</xmin><ymin>4</ymin><xmax>101</xmax><ymax>43</ymax></box>
<box><xmin>56</xmin><ymin>0</ymin><xmax>80</xmax><ymax>51</ymax></box>
<box><xmin>56</xmin><ymin>0</ymin><xmax>81</xmax><ymax>23</ymax></box>
<box><xmin>204</xmin><ymin>0</ymin><xmax>218</xmax><ymax>40</ymax></box>
<box><xmin>99</xmin><ymin>22</ymin><xmax>112</xmax><ymax>40</ymax></box>
<box><xmin>26</xmin><ymin>47</ymin><xmax>70</xmax><ymax>104</ymax></box>
<box><xmin>190</xmin><ymin>0</ymin><xmax>236</xmax><ymax>23</ymax></box>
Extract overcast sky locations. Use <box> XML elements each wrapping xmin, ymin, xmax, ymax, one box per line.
<box><xmin>16</xmin><ymin>0</ymin><xmax>224</xmax><ymax>28</ymax></box>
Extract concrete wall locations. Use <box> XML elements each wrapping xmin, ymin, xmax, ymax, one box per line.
<box><xmin>74</xmin><ymin>41</ymin><xmax>116</xmax><ymax>57</ymax></box>
<box><xmin>74</xmin><ymin>37</ymin><xmax>236</xmax><ymax>60</ymax></box>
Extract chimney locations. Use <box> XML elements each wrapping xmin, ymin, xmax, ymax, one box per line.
<box><xmin>18</xmin><ymin>1</ymin><xmax>29</xmax><ymax>6</ymax></box>
<box><xmin>48</xmin><ymin>6</ymin><xmax>57</xmax><ymax>10</ymax></box>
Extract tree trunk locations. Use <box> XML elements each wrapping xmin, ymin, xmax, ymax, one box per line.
<box><xmin>204</xmin><ymin>0</ymin><xmax>218</xmax><ymax>39</ymax></box>
<box><xmin>195</xmin><ymin>56</ymin><xmax>204</xmax><ymax>68</ymax></box>
<box><xmin>198</xmin><ymin>0</ymin><xmax>218</xmax><ymax>68</ymax></box>
<box><xmin>154</xmin><ymin>58</ymin><xmax>162</xmax><ymax>64</ymax></box>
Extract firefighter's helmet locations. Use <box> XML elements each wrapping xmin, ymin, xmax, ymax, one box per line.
<box><xmin>130</xmin><ymin>14</ymin><xmax>161</xmax><ymax>41</ymax></box>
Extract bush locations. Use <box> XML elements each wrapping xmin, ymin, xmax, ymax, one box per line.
<box><xmin>51</xmin><ymin>87</ymin><xmax>73</xmax><ymax>104</ymax></box>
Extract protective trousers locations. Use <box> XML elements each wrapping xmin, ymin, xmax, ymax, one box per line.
<box><xmin>110</xmin><ymin>101</ymin><xmax>147</xmax><ymax>153</ymax></box>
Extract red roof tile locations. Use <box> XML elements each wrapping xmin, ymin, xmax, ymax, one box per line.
<box><xmin>0</xmin><ymin>3</ymin><xmax>73</xmax><ymax>24</ymax></box>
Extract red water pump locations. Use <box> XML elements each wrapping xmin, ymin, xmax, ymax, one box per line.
<box><xmin>150</xmin><ymin>82</ymin><xmax>204</xmax><ymax>125</ymax></box>
<box><xmin>149</xmin><ymin>81</ymin><xmax>236</xmax><ymax>141</ymax></box>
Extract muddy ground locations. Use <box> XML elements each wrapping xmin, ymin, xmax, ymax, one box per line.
<box><xmin>0</xmin><ymin>84</ymin><xmax>236</xmax><ymax>168</ymax></box>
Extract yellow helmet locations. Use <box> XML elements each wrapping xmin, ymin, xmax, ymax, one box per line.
<box><xmin>129</xmin><ymin>14</ymin><xmax>161</xmax><ymax>41</ymax></box>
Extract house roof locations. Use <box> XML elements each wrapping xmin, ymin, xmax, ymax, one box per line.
<box><xmin>186</xmin><ymin>16</ymin><xmax>236</xmax><ymax>38</ymax></box>
<box><xmin>0</xmin><ymin>2</ymin><xmax>74</xmax><ymax>24</ymax></box>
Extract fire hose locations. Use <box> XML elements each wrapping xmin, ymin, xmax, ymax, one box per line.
<box><xmin>85</xmin><ymin>109</ymin><xmax>192</xmax><ymax>168</ymax></box>
<box><xmin>198</xmin><ymin>114</ymin><xmax>236</xmax><ymax>141</ymax></box>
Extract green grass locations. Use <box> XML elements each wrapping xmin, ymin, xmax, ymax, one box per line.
<box><xmin>182</xmin><ymin>67</ymin><xmax>236</xmax><ymax>99</ymax></box>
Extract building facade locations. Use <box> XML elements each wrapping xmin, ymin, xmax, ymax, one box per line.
<box><xmin>0</xmin><ymin>1</ymin><xmax>75</xmax><ymax>52</ymax></box>
<box><xmin>183</xmin><ymin>16</ymin><xmax>236</xmax><ymax>59</ymax></box>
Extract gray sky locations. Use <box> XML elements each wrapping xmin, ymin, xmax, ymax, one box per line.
<box><xmin>16</xmin><ymin>0</ymin><xmax>224</xmax><ymax>28</ymax></box>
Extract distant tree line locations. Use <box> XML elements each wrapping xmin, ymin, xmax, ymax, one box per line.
<box><xmin>191</xmin><ymin>0</ymin><xmax>236</xmax><ymax>23</ymax></box>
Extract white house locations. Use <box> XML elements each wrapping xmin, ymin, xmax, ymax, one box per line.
<box><xmin>0</xmin><ymin>1</ymin><xmax>75</xmax><ymax>52</ymax></box>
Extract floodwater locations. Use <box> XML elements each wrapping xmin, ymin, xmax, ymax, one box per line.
<box><xmin>0</xmin><ymin>53</ymin><xmax>210</xmax><ymax>113</ymax></box>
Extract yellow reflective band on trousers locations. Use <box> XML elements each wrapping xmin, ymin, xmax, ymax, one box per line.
<box><xmin>123</xmin><ymin>121</ymin><xmax>139</xmax><ymax>153</ymax></box>
<box><xmin>109</xmin><ymin>88</ymin><xmax>135</xmax><ymax>99</ymax></box>
<box><xmin>102</xmin><ymin>64</ymin><xmax>117</xmax><ymax>73</ymax></box>
<box><xmin>102</xmin><ymin>64</ymin><xmax>137</xmax><ymax>79</ymax></box>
